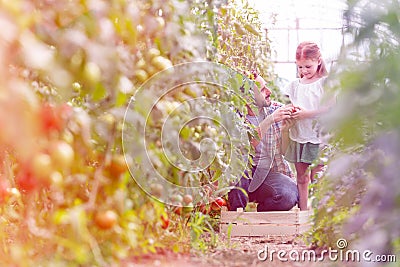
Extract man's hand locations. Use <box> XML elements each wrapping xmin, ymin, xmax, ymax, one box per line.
<box><xmin>271</xmin><ymin>106</ymin><xmax>293</xmax><ymax>123</ymax></box>
<box><xmin>281</xmin><ymin>117</ymin><xmax>296</xmax><ymax>155</ymax></box>
<box><xmin>281</xmin><ymin>117</ymin><xmax>296</xmax><ymax>132</ymax></box>
<box><xmin>257</xmin><ymin>106</ymin><xmax>292</xmax><ymax>140</ymax></box>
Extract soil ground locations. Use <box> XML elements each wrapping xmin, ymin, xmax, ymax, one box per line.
<box><xmin>127</xmin><ymin>234</ymin><xmax>357</xmax><ymax>267</ymax></box>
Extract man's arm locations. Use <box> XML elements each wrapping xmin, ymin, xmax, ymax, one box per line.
<box><xmin>257</xmin><ymin>106</ymin><xmax>292</xmax><ymax>140</ymax></box>
<box><xmin>256</xmin><ymin>115</ymin><xmax>273</xmax><ymax>142</ymax></box>
<box><xmin>280</xmin><ymin>118</ymin><xmax>295</xmax><ymax>154</ymax></box>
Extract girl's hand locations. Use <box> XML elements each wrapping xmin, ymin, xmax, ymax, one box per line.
<box><xmin>290</xmin><ymin>106</ymin><xmax>308</xmax><ymax>120</ymax></box>
<box><xmin>288</xmin><ymin>104</ymin><xmax>300</xmax><ymax>113</ymax></box>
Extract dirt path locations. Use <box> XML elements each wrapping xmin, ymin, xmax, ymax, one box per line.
<box><xmin>190</xmin><ymin>236</ymin><xmax>334</xmax><ymax>267</ymax></box>
<box><xmin>126</xmin><ymin>235</ymin><xmax>354</xmax><ymax>267</ymax></box>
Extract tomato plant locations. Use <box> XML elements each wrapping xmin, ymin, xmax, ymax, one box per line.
<box><xmin>0</xmin><ymin>0</ymin><xmax>276</xmax><ymax>266</ymax></box>
<box><xmin>310</xmin><ymin>0</ymin><xmax>400</xmax><ymax>254</ymax></box>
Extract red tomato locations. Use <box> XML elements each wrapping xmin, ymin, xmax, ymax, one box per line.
<box><xmin>108</xmin><ymin>154</ymin><xmax>128</xmax><ymax>178</ymax></box>
<box><xmin>94</xmin><ymin>210</ymin><xmax>118</xmax><ymax>230</ymax></box>
<box><xmin>216</xmin><ymin>197</ymin><xmax>227</xmax><ymax>207</ymax></box>
<box><xmin>199</xmin><ymin>203</ymin><xmax>211</xmax><ymax>214</ymax></box>
<box><xmin>16</xmin><ymin>169</ymin><xmax>38</xmax><ymax>193</ymax></box>
<box><xmin>160</xmin><ymin>214</ymin><xmax>169</xmax><ymax>229</ymax></box>
<box><xmin>40</xmin><ymin>103</ymin><xmax>63</xmax><ymax>134</ymax></box>
<box><xmin>211</xmin><ymin>202</ymin><xmax>220</xmax><ymax>211</ymax></box>
<box><xmin>0</xmin><ymin>180</ymin><xmax>10</xmax><ymax>204</ymax></box>
<box><xmin>211</xmin><ymin>197</ymin><xmax>227</xmax><ymax>211</ymax></box>
<box><xmin>173</xmin><ymin>203</ymin><xmax>183</xmax><ymax>215</ymax></box>
<box><xmin>291</xmin><ymin>106</ymin><xmax>299</xmax><ymax>113</ymax></box>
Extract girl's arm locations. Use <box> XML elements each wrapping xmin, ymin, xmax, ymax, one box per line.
<box><xmin>291</xmin><ymin>85</ymin><xmax>337</xmax><ymax>120</ymax></box>
<box><xmin>290</xmin><ymin>104</ymin><xmax>332</xmax><ymax>120</ymax></box>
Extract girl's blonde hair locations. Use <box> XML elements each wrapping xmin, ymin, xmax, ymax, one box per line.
<box><xmin>296</xmin><ymin>41</ymin><xmax>328</xmax><ymax>78</ymax></box>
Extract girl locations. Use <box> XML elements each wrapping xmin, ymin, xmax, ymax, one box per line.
<box><xmin>283</xmin><ymin>41</ymin><xmax>331</xmax><ymax>210</ymax></box>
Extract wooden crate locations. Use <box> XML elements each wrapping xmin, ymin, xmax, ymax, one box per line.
<box><xmin>219</xmin><ymin>207</ymin><xmax>313</xmax><ymax>237</ymax></box>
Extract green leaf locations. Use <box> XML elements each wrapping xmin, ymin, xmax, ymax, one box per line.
<box><xmin>115</xmin><ymin>91</ymin><xmax>128</xmax><ymax>107</ymax></box>
<box><xmin>92</xmin><ymin>83</ymin><xmax>107</xmax><ymax>101</ymax></box>
<box><xmin>180</xmin><ymin>126</ymin><xmax>191</xmax><ymax>140</ymax></box>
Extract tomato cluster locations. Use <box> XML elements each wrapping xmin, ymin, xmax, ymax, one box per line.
<box><xmin>149</xmin><ymin>189</ymin><xmax>228</xmax><ymax>230</ymax></box>
<box><xmin>15</xmin><ymin>140</ymin><xmax>75</xmax><ymax>193</ymax></box>
<box><xmin>196</xmin><ymin>196</ymin><xmax>227</xmax><ymax>215</ymax></box>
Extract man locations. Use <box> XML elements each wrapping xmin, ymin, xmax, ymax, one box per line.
<box><xmin>228</xmin><ymin>74</ymin><xmax>299</xmax><ymax>211</ymax></box>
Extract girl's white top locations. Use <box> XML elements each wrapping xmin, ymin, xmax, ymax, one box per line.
<box><xmin>283</xmin><ymin>77</ymin><xmax>326</xmax><ymax>144</ymax></box>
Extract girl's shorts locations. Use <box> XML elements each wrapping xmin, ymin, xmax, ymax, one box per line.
<box><xmin>285</xmin><ymin>140</ymin><xmax>322</xmax><ymax>164</ymax></box>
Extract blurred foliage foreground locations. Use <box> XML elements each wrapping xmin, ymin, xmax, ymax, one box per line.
<box><xmin>0</xmin><ymin>0</ymin><xmax>274</xmax><ymax>266</ymax></box>
<box><xmin>6</xmin><ymin>0</ymin><xmax>400</xmax><ymax>266</ymax></box>
<box><xmin>310</xmin><ymin>0</ymin><xmax>400</xmax><ymax>263</ymax></box>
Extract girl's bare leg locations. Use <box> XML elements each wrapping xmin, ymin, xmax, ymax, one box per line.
<box><xmin>295</xmin><ymin>162</ymin><xmax>310</xmax><ymax>210</ymax></box>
